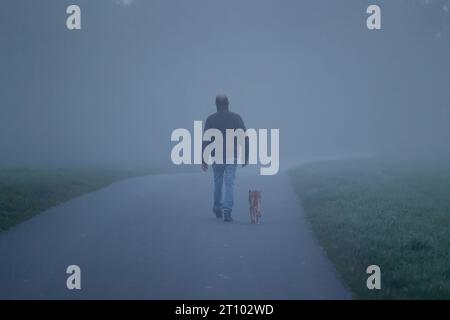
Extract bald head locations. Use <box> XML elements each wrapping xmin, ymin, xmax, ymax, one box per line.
<box><xmin>215</xmin><ymin>94</ymin><xmax>229</xmax><ymax>111</ymax></box>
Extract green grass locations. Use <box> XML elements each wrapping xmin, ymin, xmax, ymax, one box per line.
<box><xmin>0</xmin><ymin>168</ymin><xmax>141</xmax><ymax>232</ymax></box>
<box><xmin>288</xmin><ymin>159</ymin><xmax>450</xmax><ymax>299</ymax></box>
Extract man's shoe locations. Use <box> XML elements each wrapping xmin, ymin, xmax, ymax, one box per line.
<box><xmin>223</xmin><ymin>212</ymin><xmax>233</xmax><ymax>222</ymax></box>
<box><xmin>213</xmin><ymin>208</ymin><xmax>223</xmax><ymax>219</ymax></box>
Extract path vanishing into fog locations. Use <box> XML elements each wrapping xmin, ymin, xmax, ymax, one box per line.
<box><xmin>0</xmin><ymin>166</ymin><xmax>352</xmax><ymax>299</ymax></box>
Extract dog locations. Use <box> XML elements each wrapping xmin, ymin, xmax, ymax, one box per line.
<box><xmin>249</xmin><ymin>190</ymin><xmax>262</xmax><ymax>224</ymax></box>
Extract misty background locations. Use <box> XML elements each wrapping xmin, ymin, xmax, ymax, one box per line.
<box><xmin>1</xmin><ymin>0</ymin><xmax>449</xmax><ymax>171</ymax></box>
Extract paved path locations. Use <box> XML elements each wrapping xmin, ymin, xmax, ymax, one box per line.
<box><xmin>0</xmin><ymin>168</ymin><xmax>352</xmax><ymax>299</ymax></box>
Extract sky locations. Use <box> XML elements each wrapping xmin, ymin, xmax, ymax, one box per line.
<box><xmin>1</xmin><ymin>0</ymin><xmax>449</xmax><ymax>170</ymax></box>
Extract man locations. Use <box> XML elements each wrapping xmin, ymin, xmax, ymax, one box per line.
<box><xmin>202</xmin><ymin>95</ymin><xmax>248</xmax><ymax>222</ymax></box>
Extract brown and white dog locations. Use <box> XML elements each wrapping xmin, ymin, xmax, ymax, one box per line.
<box><xmin>249</xmin><ymin>190</ymin><xmax>262</xmax><ymax>224</ymax></box>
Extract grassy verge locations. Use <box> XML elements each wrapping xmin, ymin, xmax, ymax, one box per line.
<box><xmin>0</xmin><ymin>168</ymin><xmax>142</xmax><ymax>232</ymax></box>
<box><xmin>288</xmin><ymin>159</ymin><xmax>450</xmax><ymax>299</ymax></box>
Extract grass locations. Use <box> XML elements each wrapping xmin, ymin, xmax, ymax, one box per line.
<box><xmin>288</xmin><ymin>158</ymin><xmax>450</xmax><ymax>299</ymax></box>
<box><xmin>0</xmin><ymin>168</ymin><xmax>141</xmax><ymax>232</ymax></box>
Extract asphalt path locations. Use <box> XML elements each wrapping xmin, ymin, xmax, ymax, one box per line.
<box><xmin>0</xmin><ymin>166</ymin><xmax>352</xmax><ymax>299</ymax></box>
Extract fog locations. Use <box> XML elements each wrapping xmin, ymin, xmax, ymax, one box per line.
<box><xmin>1</xmin><ymin>0</ymin><xmax>449</xmax><ymax>171</ymax></box>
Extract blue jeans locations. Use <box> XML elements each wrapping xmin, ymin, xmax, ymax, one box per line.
<box><xmin>212</xmin><ymin>164</ymin><xmax>237</xmax><ymax>214</ymax></box>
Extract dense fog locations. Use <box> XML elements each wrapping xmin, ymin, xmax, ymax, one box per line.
<box><xmin>1</xmin><ymin>0</ymin><xmax>449</xmax><ymax>171</ymax></box>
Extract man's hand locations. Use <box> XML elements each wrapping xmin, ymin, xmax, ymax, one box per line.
<box><xmin>202</xmin><ymin>163</ymin><xmax>208</xmax><ymax>172</ymax></box>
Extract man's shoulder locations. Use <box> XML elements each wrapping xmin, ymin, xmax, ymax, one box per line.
<box><xmin>206</xmin><ymin>112</ymin><xmax>219</xmax><ymax>122</ymax></box>
<box><xmin>223</xmin><ymin>111</ymin><xmax>243</xmax><ymax>123</ymax></box>
<box><xmin>206</xmin><ymin>111</ymin><xmax>243</xmax><ymax>123</ymax></box>
<box><xmin>228</xmin><ymin>111</ymin><xmax>242</xmax><ymax>118</ymax></box>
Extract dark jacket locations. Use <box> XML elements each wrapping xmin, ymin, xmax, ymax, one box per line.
<box><xmin>202</xmin><ymin>107</ymin><xmax>249</xmax><ymax>165</ymax></box>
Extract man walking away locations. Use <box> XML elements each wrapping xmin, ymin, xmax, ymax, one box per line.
<box><xmin>202</xmin><ymin>95</ymin><xmax>248</xmax><ymax>222</ymax></box>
